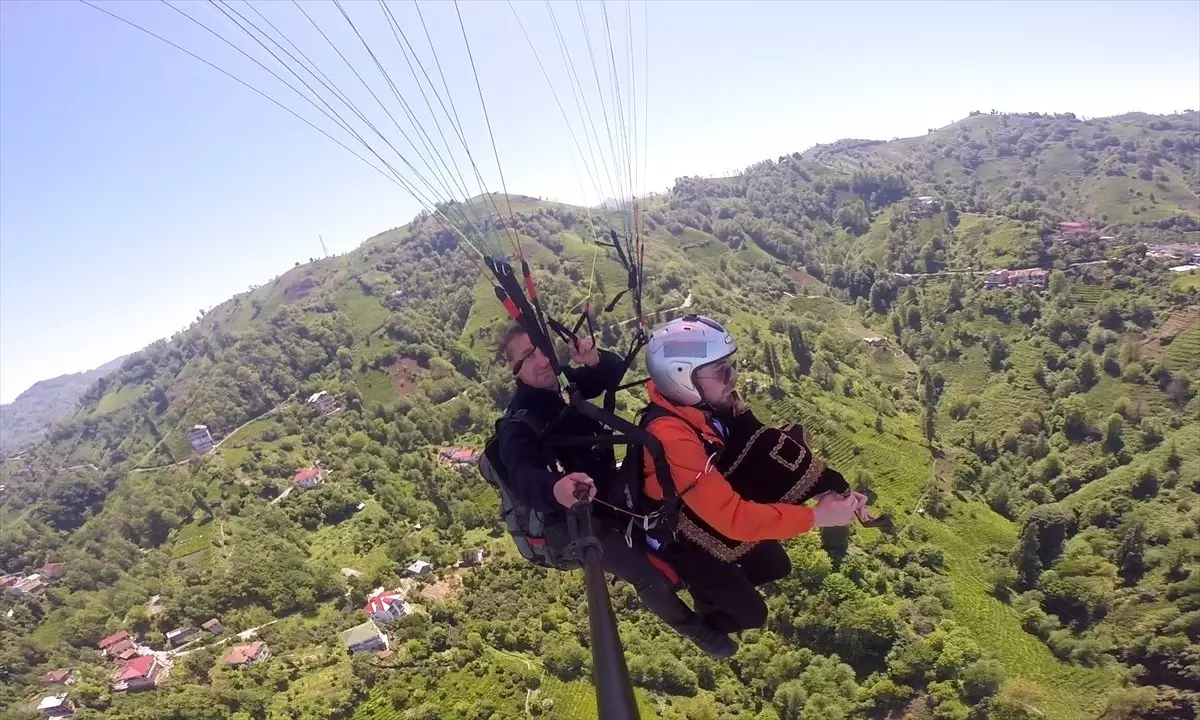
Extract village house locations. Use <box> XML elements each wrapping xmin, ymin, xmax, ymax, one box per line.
<box><xmin>1055</xmin><ymin>220</ymin><xmax>1093</xmax><ymax>240</ymax></box>
<box><xmin>187</xmin><ymin>425</ymin><xmax>215</xmax><ymax>454</ymax></box>
<box><xmin>461</xmin><ymin>548</ymin><xmax>485</xmax><ymax>567</ymax></box>
<box><xmin>293</xmin><ymin>468</ymin><xmax>325</xmax><ymax>490</ymax></box>
<box><xmin>39</xmin><ymin>668</ymin><xmax>75</xmax><ymax>686</ymax></box>
<box><xmin>985</xmin><ymin>268</ymin><xmax>1048</xmax><ymax>290</ymax></box>
<box><xmin>11</xmin><ymin>574</ymin><xmax>48</xmax><ymax>597</ymax></box>
<box><xmin>97</xmin><ymin>631</ymin><xmax>132</xmax><ymax>656</ymax></box>
<box><xmin>908</xmin><ymin>195</ymin><xmax>938</xmax><ymax>218</ymax></box>
<box><xmin>306</xmin><ymin>390</ymin><xmax>339</xmax><ymax>415</ymax></box>
<box><xmin>112</xmin><ymin>655</ymin><xmax>165</xmax><ymax>693</ymax></box>
<box><xmin>38</xmin><ymin>562</ymin><xmax>67</xmax><ymax>580</ymax></box>
<box><xmin>202</xmin><ymin>618</ymin><xmax>223</xmax><ymax>634</ymax></box>
<box><xmin>341</xmin><ymin>620</ymin><xmax>390</xmax><ymax>654</ymax></box>
<box><xmin>439</xmin><ymin>447</ymin><xmax>479</xmax><ymax>466</ymax></box>
<box><xmin>36</xmin><ymin>694</ymin><xmax>75</xmax><ymax>719</ymax></box>
<box><xmin>107</xmin><ymin>640</ymin><xmax>140</xmax><ymax>663</ymax></box>
<box><xmin>363</xmin><ymin>588</ymin><xmax>412</xmax><ymax>624</ymax></box>
<box><xmin>405</xmin><ymin>560</ymin><xmax>433</xmax><ymax>577</ymax></box>
<box><xmin>863</xmin><ymin>336</ymin><xmax>888</xmax><ymax>348</ymax></box>
<box><xmin>166</xmin><ymin>626</ymin><xmax>197</xmax><ymax>647</ymax></box>
<box><xmin>224</xmin><ymin>641</ymin><xmax>271</xmax><ymax>669</ymax></box>
<box><xmin>1012</xmin><ymin>268</ymin><xmax>1049</xmax><ymax>288</ymax></box>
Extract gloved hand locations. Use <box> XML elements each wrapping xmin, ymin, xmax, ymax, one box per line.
<box><xmin>554</xmin><ymin>472</ymin><xmax>596</xmax><ymax>508</ymax></box>
<box><xmin>811</xmin><ymin>490</ymin><xmax>866</xmax><ymax>528</ymax></box>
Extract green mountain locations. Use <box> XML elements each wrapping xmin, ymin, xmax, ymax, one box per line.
<box><xmin>1</xmin><ymin>111</ymin><xmax>1197</xmax><ymax>720</ymax></box>
<box><xmin>0</xmin><ymin>355</ymin><xmax>128</xmax><ymax>454</ymax></box>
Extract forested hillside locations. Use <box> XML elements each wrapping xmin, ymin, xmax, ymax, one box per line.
<box><xmin>0</xmin><ymin>355</ymin><xmax>127</xmax><ymax>454</ymax></box>
<box><xmin>1</xmin><ymin>111</ymin><xmax>1197</xmax><ymax>720</ymax></box>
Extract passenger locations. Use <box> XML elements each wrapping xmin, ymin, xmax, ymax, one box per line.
<box><xmin>639</xmin><ymin>314</ymin><xmax>868</xmax><ymax>636</ymax></box>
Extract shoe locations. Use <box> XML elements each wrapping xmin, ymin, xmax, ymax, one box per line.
<box><xmin>674</xmin><ymin>617</ymin><xmax>737</xmax><ymax>658</ymax></box>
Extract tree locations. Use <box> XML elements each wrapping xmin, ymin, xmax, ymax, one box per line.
<box><xmin>960</xmin><ymin>658</ymin><xmax>1005</xmax><ymax>703</ymax></box>
<box><xmin>1116</xmin><ymin>522</ymin><xmax>1147</xmax><ymax>584</ymax></box>
<box><xmin>543</xmin><ymin>638</ymin><xmax>588</xmax><ymax>680</ymax></box>
<box><xmin>787</xmin><ymin>325</ymin><xmax>813</xmax><ymax>375</ymax></box>
<box><xmin>1076</xmin><ymin>354</ymin><xmax>1098</xmax><ymax>389</ymax></box>
<box><xmin>1105</xmin><ymin>413</ymin><xmax>1125</xmax><ymax>453</ymax></box>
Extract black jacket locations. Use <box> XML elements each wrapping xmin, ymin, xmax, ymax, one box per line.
<box><xmin>496</xmin><ymin>349</ymin><xmax>626</xmax><ymax>515</ymax></box>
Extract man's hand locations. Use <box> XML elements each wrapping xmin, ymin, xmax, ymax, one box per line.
<box><xmin>569</xmin><ymin>337</ymin><xmax>601</xmax><ymax>367</ymax></box>
<box><xmin>810</xmin><ymin>490</ymin><xmax>866</xmax><ymax>528</ymax></box>
<box><xmin>553</xmin><ymin>472</ymin><xmax>597</xmax><ymax>508</ymax></box>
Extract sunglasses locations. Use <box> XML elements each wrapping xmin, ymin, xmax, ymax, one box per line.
<box><xmin>511</xmin><ymin>345</ymin><xmax>539</xmax><ymax>376</ymax></box>
<box><xmin>697</xmin><ymin>359</ymin><xmax>736</xmax><ymax>385</ymax></box>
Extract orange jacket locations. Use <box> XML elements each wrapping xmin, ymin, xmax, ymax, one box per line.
<box><xmin>640</xmin><ymin>381</ymin><xmax>815</xmax><ymax>542</ymax></box>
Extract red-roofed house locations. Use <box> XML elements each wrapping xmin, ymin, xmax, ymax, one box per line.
<box><xmin>1057</xmin><ymin>220</ymin><xmax>1093</xmax><ymax>239</ymax></box>
<box><xmin>97</xmin><ymin>631</ymin><xmax>131</xmax><ymax>651</ymax></box>
<box><xmin>113</xmin><ymin>654</ymin><xmax>163</xmax><ymax>692</ymax></box>
<box><xmin>363</xmin><ymin>588</ymin><xmax>412</xmax><ymax>624</ymax></box>
<box><xmin>39</xmin><ymin>668</ymin><xmax>75</xmax><ymax>686</ymax></box>
<box><xmin>451</xmin><ymin>449</ymin><xmax>477</xmax><ymax>465</ymax></box>
<box><xmin>0</xmin><ymin>574</ymin><xmax>20</xmax><ymax>588</ymax></box>
<box><xmin>108</xmin><ymin>640</ymin><xmax>139</xmax><ymax>662</ymax></box>
<box><xmin>202</xmin><ymin>618</ymin><xmax>223</xmax><ymax>634</ymax></box>
<box><xmin>38</xmin><ymin>562</ymin><xmax>67</xmax><ymax>579</ymax></box>
<box><xmin>293</xmin><ymin>468</ymin><xmax>324</xmax><ymax>490</ymax></box>
<box><xmin>224</xmin><ymin>641</ymin><xmax>271</xmax><ymax>668</ymax></box>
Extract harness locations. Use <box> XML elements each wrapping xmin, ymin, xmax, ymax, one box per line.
<box><xmin>579</xmin><ymin>402</ymin><xmax>724</xmax><ymax>551</ymax></box>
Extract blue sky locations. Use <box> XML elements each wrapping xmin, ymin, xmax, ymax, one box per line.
<box><xmin>1</xmin><ymin>0</ymin><xmax>1197</xmax><ymax>403</ymax></box>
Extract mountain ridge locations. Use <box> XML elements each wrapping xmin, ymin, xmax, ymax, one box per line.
<box><xmin>1</xmin><ymin>109</ymin><xmax>1197</xmax><ymax>720</ymax></box>
<box><xmin>0</xmin><ymin>354</ymin><xmax>129</xmax><ymax>453</ymax></box>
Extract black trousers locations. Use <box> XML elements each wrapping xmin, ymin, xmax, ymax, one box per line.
<box><xmin>658</xmin><ymin>540</ymin><xmax>791</xmax><ymax>633</ymax></box>
<box><xmin>594</xmin><ymin>525</ymin><xmax>695</xmax><ymax>628</ymax></box>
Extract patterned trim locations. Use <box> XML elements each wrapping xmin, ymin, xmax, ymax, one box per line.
<box><xmin>769</xmin><ymin>429</ymin><xmax>808</xmax><ymax>471</ymax></box>
<box><xmin>677</xmin><ymin>513</ymin><xmax>759</xmax><ymax>563</ymax></box>
<box><xmin>780</xmin><ymin>456</ymin><xmax>825</xmax><ymax>503</ymax></box>
<box><xmin>722</xmin><ymin>426</ymin><xmax>771</xmax><ymax>477</ymax></box>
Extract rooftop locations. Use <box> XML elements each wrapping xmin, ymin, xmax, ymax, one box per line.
<box><xmin>40</xmin><ymin>668</ymin><xmax>73</xmax><ymax>684</ymax></box>
<box><xmin>98</xmin><ymin>630</ymin><xmax>131</xmax><ymax>649</ymax></box>
<box><xmin>341</xmin><ymin>620</ymin><xmax>384</xmax><ymax>648</ymax></box>
<box><xmin>225</xmin><ymin>642</ymin><xmax>265</xmax><ymax>666</ymax></box>
<box><xmin>294</xmin><ymin>468</ymin><xmax>322</xmax><ymax>483</ymax></box>
<box><xmin>363</xmin><ymin>589</ymin><xmax>406</xmax><ymax>615</ymax></box>
<box><xmin>118</xmin><ymin>654</ymin><xmax>156</xmax><ymax>681</ymax></box>
<box><xmin>37</xmin><ymin>695</ymin><xmax>69</xmax><ymax>711</ymax></box>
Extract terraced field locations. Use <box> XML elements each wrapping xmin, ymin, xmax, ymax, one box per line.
<box><xmin>770</xmin><ymin>395</ymin><xmax>930</xmax><ymax>514</ymax></box>
<box><xmin>1161</xmin><ymin>325</ymin><xmax>1200</xmax><ymax>373</ymax></box>
<box><xmin>921</xmin><ymin>504</ymin><xmax>1118</xmax><ymax>720</ymax></box>
<box><xmin>1070</xmin><ymin>283</ymin><xmax>1105</xmax><ymax>307</ymax></box>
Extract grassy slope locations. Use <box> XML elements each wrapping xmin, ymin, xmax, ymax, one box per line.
<box><xmin>761</xmin><ymin>293</ymin><xmax>1125</xmax><ymax>719</ymax></box>
<box><xmin>920</xmin><ymin>505</ymin><xmax>1118</xmax><ymax>720</ymax></box>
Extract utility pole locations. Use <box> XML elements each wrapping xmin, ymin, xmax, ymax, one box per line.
<box><xmin>319</xmin><ymin>235</ymin><xmax>330</xmax><ymax>258</ymax></box>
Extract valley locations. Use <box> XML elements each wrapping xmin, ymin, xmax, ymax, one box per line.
<box><xmin>1</xmin><ymin>110</ymin><xmax>1198</xmax><ymax>720</ymax></box>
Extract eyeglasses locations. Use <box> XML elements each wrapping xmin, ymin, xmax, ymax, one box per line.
<box><xmin>697</xmin><ymin>359</ymin><xmax>736</xmax><ymax>385</ymax></box>
<box><xmin>511</xmin><ymin>345</ymin><xmax>539</xmax><ymax>376</ymax></box>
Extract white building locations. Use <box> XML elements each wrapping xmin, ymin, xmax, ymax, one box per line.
<box><xmin>362</xmin><ymin>588</ymin><xmax>412</xmax><ymax>624</ymax></box>
<box><xmin>37</xmin><ymin>694</ymin><xmax>75</xmax><ymax>719</ymax></box>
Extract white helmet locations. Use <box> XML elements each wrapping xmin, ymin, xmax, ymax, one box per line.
<box><xmin>646</xmin><ymin>314</ymin><xmax>737</xmax><ymax>406</ymax></box>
